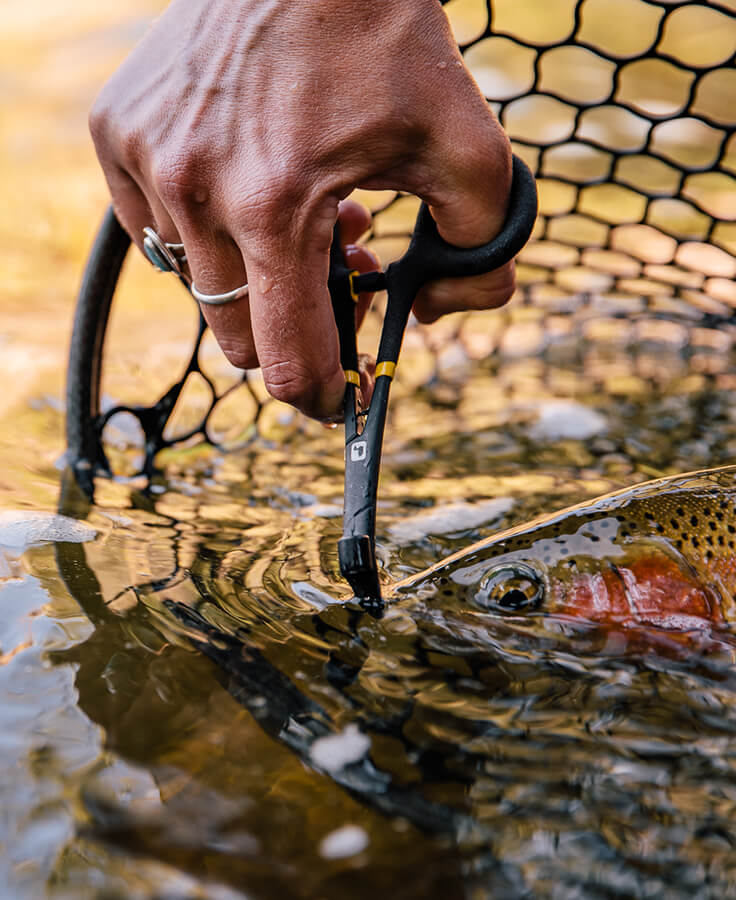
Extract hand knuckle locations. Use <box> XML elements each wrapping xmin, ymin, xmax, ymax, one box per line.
<box><xmin>88</xmin><ymin>98</ymin><xmax>110</xmax><ymax>148</ymax></box>
<box><xmin>234</xmin><ymin>169</ymin><xmax>308</xmax><ymax>239</ymax></box>
<box><xmin>420</xmin><ymin>260</ymin><xmax>516</xmax><ymax>319</ymax></box>
<box><xmin>475</xmin><ymin>262</ymin><xmax>517</xmax><ymax>308</ymax></box>
<box><xmin>498</xmin><ymin>260</ymin><xmax>517</xmax><ymax>299</ymax></box>
<box><xmin>151</xmin><ymin>152</ymin><xmax>203</xmax><ymax>209</ymax></box>
<box><xmin>89</xmin><ymin>97</ymin><xmax>140</xmax><ymax>166</ymax></box>
<box><xmin>458</xmin><ymin>123</ymin><xmax>512</xmax><ymax>186</ymax></box>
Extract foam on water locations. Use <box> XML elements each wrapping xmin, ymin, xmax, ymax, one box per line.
<box><xmin>0</xmin><ymin>511</ymin><xmax>97</xmax><ymax>551</ymax></box>
<box><xmin>529</xmin><ymin>400</ymin><xmax>608</xmax><ymax>441</ymax></box>
<box><xmin>318</xmin><ymin>825</ymin><xmax>370</xmax><ymax>860</ymax></box>
<box><xmin>309</xmin><ymin>725</ymin><xmax>371</xmax><ymax>773</ymax></box>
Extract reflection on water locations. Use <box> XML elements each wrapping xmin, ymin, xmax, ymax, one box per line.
<box><xmin>3</xmin><ymin>0</ymin><xmax>736</xmax><ymax>897</ymax></box>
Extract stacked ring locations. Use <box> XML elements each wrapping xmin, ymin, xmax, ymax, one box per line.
<box><xmin>142</xmin><ymin>227</ymin><xmax>248</xmax><ymax>305</ymax></box>
<box><xmin>142</xmin><ymin>227</ymin><xmax>186</xmax><ymax>275</ymax></box>
<box><xmin>190</xmin><ymin>283</ymin><xmax>249</xmax><ymax>305</ymax></box>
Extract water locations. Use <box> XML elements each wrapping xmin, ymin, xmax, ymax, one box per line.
<box><xmin>6</xmin><ymin>325</ymin><xmax>736</xmax><ymax>897</ymax></box>
<box><xmin>4</xmin><ymin>2</ymin><xmax>736</xmax><ymax>898</ymax></box>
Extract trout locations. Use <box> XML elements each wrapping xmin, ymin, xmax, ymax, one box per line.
<box><xmin>392</xmin><ymin>466</ymin><xmax>736</xmax><ymax>632</ymax></box>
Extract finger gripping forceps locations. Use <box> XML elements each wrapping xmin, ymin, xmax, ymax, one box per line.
<box><xmin>328</xmin><ymin>154</ymin><xmax>538</xmax><ymax>606</ymax></box>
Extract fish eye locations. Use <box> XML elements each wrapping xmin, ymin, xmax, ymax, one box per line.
<box><xmin>475</xmin><ymin>562</ymin><xmax>545</xmax><ymax>612</ymax></box>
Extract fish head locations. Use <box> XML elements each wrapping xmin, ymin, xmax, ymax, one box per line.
<box><xmin>399</xmin><ymin>488</ymin><xmax>730</xmax><ymax>635</ymax></box>
<box><xmin>473</xmin><ymin>518</ymin><xmax>722</xmax><ymax>631</ymax></box>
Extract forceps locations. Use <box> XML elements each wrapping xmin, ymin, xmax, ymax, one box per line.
<box><xmin>327</xmin><ymin>154</ymin><xmax>538</xmax><ymax>604</ymax></box>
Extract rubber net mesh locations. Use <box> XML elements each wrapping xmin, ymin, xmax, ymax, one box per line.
<box><xmin>96</xmin><ymin>0</ymin><xmax>736</xmax><ymax>477</ymax></box>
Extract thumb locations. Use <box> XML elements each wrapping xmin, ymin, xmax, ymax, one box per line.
<box><xmin>410</xmin><ymin>105</ymin><xmax>517</xmax><ymax>324</ymax></box>
<box><xmin>424</xmin><ymin>106</ymin><xmax>513</xmax><ymax>249</ymax></box>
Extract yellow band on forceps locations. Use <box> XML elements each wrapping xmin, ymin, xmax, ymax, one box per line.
<box><xmin>348</xmin><ymin>270</ymin><xmax>361</xmax><ymax>303</ymax></box>
<box><xmin>344</xmin><ymin>369</ymin><xmax>361</xmax><ymax>386</ymax></box>
<box><xmin>375</xmin><ymin>361</ymin><xmax>396</xmax><ymax>380</ymax></box>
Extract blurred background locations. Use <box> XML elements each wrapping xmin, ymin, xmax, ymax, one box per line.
<box><xmin>0</xmin><ymin>0</ymin><xmax>165</xmax><ymax>504</ymax></box>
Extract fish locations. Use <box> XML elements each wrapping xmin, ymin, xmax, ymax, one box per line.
<box><xmin>391</xmin><ymin>465</ymin><xmax>736</xmax><ymax>634</ymax></box>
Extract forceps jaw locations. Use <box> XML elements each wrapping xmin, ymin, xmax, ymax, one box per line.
<box><xmin>338</xmin><ymin>534</ymin><xmax>381</xmax><ymax>601</ymax></box>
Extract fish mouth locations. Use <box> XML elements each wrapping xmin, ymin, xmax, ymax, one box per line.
<box><xmin>475</xmin><ymin>561</ymin><xmax>547</xmax><ymax>612</ymax></box>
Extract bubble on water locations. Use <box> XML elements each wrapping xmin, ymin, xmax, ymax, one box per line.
<box><xmin>310</xmin><ymin>724</ymin><xmax>371</xmax><ymax>772</ymax></box>
<box><xmin>318</xmin><ymin>824</ymin><xmax>370</xmax><ymax>860</ymax></box>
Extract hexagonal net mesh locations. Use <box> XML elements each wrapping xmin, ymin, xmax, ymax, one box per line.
<box><xmin>444</xmin><ymin>0</ymin><xmax>735</xmax><ymax>316</ymax></box>
<box><xmin>70</xmin><ymin>0</ymin><xmax>736</xmax><ymax>482</ymax></box>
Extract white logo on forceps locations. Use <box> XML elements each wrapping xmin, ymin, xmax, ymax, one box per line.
<box><xmin>350</xmin><ymin>441</ymin><xmax>367</xmax><ymax>462</ymax></box>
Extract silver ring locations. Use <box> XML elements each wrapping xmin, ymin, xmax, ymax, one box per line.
<box><xmin>142</xmin><ymin>227</ymin><xmax>187</xmax><ymax>275</ymax></box>
<box><xmin>191</xmin><ymin>282</ymin><xmax>250</xmax><ymax>305</ymax></box>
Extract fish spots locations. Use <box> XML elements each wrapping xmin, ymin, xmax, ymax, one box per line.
<box><xmin>437</xmin><ymin>576</ymin><xmax>459</xmax><ymax>599</ymax></box>
<box><xmin>614</xmin><ymin>513</ymin><xmax>642</xmax><ymax>541</ymax></box>
<box><xmin>645</xmin><ymin>513</ymin><xmax>665</xmax><ymax>538</ymax></box>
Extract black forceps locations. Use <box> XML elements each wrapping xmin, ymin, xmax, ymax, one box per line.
<box><xmin>327</xmin><ymin>154</ymin><xmax>538</xmax><ymax>605</ymax></box>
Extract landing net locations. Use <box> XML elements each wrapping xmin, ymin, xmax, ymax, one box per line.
<box><xmin>68</xmin><ymin>0</ymin><xmax>736</xmax><ymax>482</ymax></box>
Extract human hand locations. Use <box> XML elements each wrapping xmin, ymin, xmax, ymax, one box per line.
<box><xmin>90</xmin><ymin>0</ymin><xmax>514</xmax><ymax>420</ymax></box>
